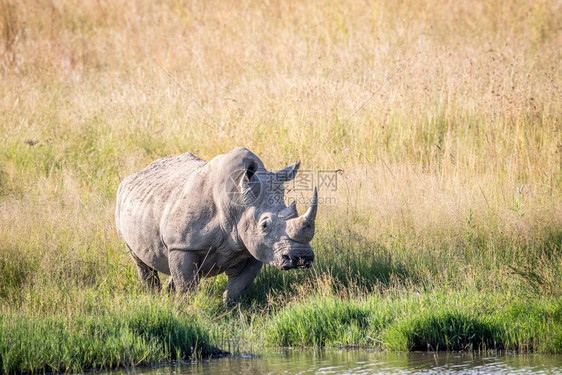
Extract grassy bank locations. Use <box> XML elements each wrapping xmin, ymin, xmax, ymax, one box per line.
<box><xmin>265</xmin><ymin>291</ymin><xmax>562</xmax><ymax>352</ymax></box>
<box><xmin>1</xmin><ymin>0</ymin><xmax>561</xmax><ymax>373</ymax></box>
<box><xmin>0</xmin><ymin>295</ymin><xmax>214</xmax><ymax>373</ymax></box>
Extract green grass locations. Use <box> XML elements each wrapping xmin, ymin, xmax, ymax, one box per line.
<box><xmin>0</xmin><ymin>295</ymin><xmax>215</xmax><ymax>374</ymax></box>
<box><xmin>266</xmin><ymin>292</ymin><xmax>562</xmax><ymax>353</ymax></box>
<box><xmin>267</xmin><ymin>298</ymin><xmax>371</xmax><ymax>347</ymax></box>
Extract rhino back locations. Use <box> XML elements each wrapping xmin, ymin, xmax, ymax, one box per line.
<box><xmin>115</xmin><ymin>152</ymin><xmax>205</xmax><ymax>273</ymax></box>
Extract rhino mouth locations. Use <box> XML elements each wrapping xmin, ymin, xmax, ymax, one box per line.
<box><xmin>280</xmin><ymin>254</ymin><xmax>314</xmax><ymax>270</ymax></box>
<box><xmin>273</xmin><ymin>240</ymin><xmax>314</xmax><ymax>270</ymax></box>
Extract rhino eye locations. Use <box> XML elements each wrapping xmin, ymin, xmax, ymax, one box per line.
<box><xmin>260</xmin><ymin>217</ymin><xmax>272</xmax><ymax>232</ymax></box>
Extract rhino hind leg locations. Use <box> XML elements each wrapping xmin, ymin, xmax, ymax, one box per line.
<box><xmin>166</xmin><ymin>278</ymin><xmax>176</xmax><ymax>293</ymax></box>
<box><xmin>129</xmin><ymin>248</ymin><xmax>161</xmax><ymax>291</ymax></box>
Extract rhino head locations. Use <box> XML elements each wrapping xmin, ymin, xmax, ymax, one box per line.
<box><xmin>221</xmin><ymin>151</ymin><xmax>316</xmax><ymax>270</ymax></box>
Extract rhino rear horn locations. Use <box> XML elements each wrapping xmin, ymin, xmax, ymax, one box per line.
<box><xmin>279</xmin><ymin>201</ymin><xmax>298</xmax><ymax>219</ymax></box>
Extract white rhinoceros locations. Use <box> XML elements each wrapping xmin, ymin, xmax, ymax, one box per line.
<box><xmin>115</xmin><ymin>147</ymin><xmax>316</xmax><ymax>303</ymax></box>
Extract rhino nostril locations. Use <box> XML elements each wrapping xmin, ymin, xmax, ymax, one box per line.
<box><xmin>295</xmin><ymin>257</ymin><xmax>313</xmax><ymax>268</ymax></box>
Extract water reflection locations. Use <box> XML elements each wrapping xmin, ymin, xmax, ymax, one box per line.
<box><xmin>125</xmin><ymin>350</ymin><xmax>562</xmax><ymax>374</ymax></box>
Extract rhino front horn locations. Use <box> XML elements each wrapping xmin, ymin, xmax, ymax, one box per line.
<box><xmin>303</xmin><ymin>186</ymin><xmax>318</xmax><ymax>222</ymax></box>
<box><xmin>286</xmin><ymin>187</ymin><xmax>317</xmax><ymax>243</ymax></box>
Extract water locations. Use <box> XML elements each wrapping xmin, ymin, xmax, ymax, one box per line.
<box><xmin>126</xmin><ymin>350</ymin><xmax>562</xmax><ymax>374</ymax></box>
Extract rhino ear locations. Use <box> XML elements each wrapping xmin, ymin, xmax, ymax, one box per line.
<box><xmin>239</xmin><ymin>157</ymin><xmax>261</xmax><ymax>204</ymax></box>
<box><xmin>241</xmin><ymin>157</ymin><xmax>259</xmax><ymax>182</ymax></box>
<box><xmin>275</xmin><ymin>161</ymin><xmax>300</xmax><ymax>182</ymax></box>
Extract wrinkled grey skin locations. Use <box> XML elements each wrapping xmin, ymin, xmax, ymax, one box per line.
<box><xmin>115</xmin><ymin>147</ymin><xmax>317</xmax><ymax>303</ymax></box>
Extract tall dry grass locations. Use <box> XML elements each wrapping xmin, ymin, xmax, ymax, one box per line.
<box><xmin>2</xmin><ymin>0</ymin><xmax>560</xmax><ymax>281</ymax></box>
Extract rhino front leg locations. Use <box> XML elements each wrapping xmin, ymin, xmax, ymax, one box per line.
<box><xmin>223</xmin><ymin>257</ymin><xmax>263</xmax><ymax>305</ymax></box>
<box><xmin>168</xmin><ymin>250</ymin><xmax>200</xmax><ymax>294</ymax></box>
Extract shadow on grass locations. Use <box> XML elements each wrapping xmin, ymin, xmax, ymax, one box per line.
<box><xmin>384</xmin><ymin>312</ymin><xmax>502</xmax><ymax>351</ymax></box>
<box><xmin>241</xmin><ymin>227</ymin><xmax>411</xmax><ymax>306</ymax></box>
